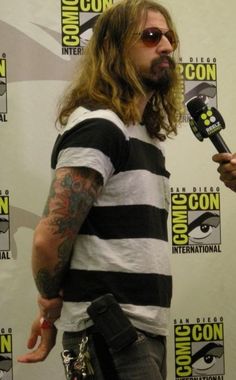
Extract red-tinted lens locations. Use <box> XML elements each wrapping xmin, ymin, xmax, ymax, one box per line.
<box><xmin>141</xmin><ymin>27</ymin><xmax>176</xmax><ymax>49</ymax></box>
<box><xmin>165</xmin><ymin>30</ymin><xmax>176</xmax><ymax>49</ymax></box>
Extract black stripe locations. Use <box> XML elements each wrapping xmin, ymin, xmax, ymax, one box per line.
<box><xmin>80</xmin><ymin>205</ymin><xmax>168</xmax><ymax>240</ymax></box>
<box><xmin>51</xmin><ymin>119</ymin><xmax>170</xmax><ymax>178</ymax></box>
<box><xmin>51</xmin><ymin>118</ymin><xmax>128</xmax><ymax>171</ymax></box>
<box><xmin>125</xmin><ymin>138</ymin><xmax>170</xmax><ymax>177</ymax></box>
<box><xmin>63</xmin><ymin>270</ymin><xmax>172</xmax><ymax>307</ymax></box>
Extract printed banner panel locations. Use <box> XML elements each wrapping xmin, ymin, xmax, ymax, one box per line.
<box><xmin>0</xmin><ymin>1</ymin><xmax>236</xmax><ymax>380</ymax></box>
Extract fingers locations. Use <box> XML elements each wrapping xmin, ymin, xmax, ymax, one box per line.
<box><xmin>17</xmin><ymin>348</ymin><xmax>48</xmax><ymax>363</ymax></box>
<box><xmin>26</xmin><ymin>317</ymin><xmax>41</xmax><ymax>349</ymax></box>
<box><xmin>231</xmin><ymin>153</ymin><xmax>236</xmax><ymax>164</ymax></box>
<box><xmin>212</xmin><ymin>153</ymin><xmax>232</xmax><ymax>163</ymax></box>
<box><xmin>18</xmin><ymin>324</ymin><xmax>57</xmax><ymax>364</ymax></box>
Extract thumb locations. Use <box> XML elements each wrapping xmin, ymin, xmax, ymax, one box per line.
<box><xmin>27</xmin><ymin>318</ymin><xmax>41</xmax><ymax>349</ymax></box>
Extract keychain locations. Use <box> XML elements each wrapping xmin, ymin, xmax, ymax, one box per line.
<box><xmin>61</xmin><ymin>336</ymin><xmax>94</xmax><ymax>379</ymax></box>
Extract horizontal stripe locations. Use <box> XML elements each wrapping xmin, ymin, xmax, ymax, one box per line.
<box><xmin>97</xmin><ymin>170</ymin><xmax>170</xmax><ymax>209</ymax></box>
<box><xmin>51</xmin><ymin>118</ymin><xmax>129</xmax><ymax>171</ymax></box>
<box><xmin>71</xmin><ymin>236</ymin><xmax>171</xmax><ymax>275</ymax></box>
<box><xmin>121</xmin><ymin>303</ymin><xmax>170</xmax><ymax>335</ymax></box>
<box><xmin>63</xmin><ymin>269</ymin><xmax>172</xmax><ymax>307</ymax></box>
<box><xmin>67</xmin><ymin>107</ymin><xmax>127</xmax><ymax>134</ymax></box>
<box><xmin>56</xmin><ymin>302</ymin><xmax>170</xmax><ymax>336</ymax></box>
<box><xmin>56</xmin><ymin>147</ymin><xmax>114</xmax><ymax>183</ymax></box>
<box><xmin>123</xmin><ymin>138</ymin><xmax>169</xmax><ymax>177</ymax></box>
<box><xmin>52</xmin><ymin>132</ymin><xmax>169</xmax><ymax>178</ymax></box>
<box><xmin>80</xmin><ymin>204</ymin><xmax>168</xmax><ymax>240</ymax></box>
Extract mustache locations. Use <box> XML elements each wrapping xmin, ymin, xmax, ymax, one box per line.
<box><xmin>151</xmin><ymin>55</ymin><xmax>176</xmax><ymax>71</ymax></box>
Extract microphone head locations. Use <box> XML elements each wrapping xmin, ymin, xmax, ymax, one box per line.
<box><xmin>186</xmin><ymin>98</ymin><xmax>225</xmax><ymax>140</ymax></box>
<box><xmin>187</xmin><ymin>97</ymin><xmax>207</xmax><ymax>118</ymax></box>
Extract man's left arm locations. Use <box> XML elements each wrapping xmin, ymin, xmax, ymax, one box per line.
<box><xmin>18</xmin><ymin>166</ymin><xmax>103</xmax><ymax>363</ymax></box>
<box><xmin>32</xmin><ymin>166</ymin><xmax>103</xmax><ymax>299</ymax></box>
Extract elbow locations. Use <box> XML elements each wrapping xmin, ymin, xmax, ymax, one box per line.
<box><xmin>32</xmin><ymin>226</ymin><xmax>55</xmax><ymax>262</ymax></box>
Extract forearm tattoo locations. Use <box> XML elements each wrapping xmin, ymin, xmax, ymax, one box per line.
<box><xmin>34</xmin><ymin>167</ymin><xmax>103</xmax><ymax>298</ymax></box>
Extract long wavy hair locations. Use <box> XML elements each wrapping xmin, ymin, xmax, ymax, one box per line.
<box><xmin>57</xmin><ymin>0</ymin><xmax>183</xmax><ymax>140</ymax></box>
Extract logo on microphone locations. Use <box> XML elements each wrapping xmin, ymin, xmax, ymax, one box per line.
<box><xmin>0</xmin><ymin>55</ymin><xmax>7</xmax><ymax>123</ymax></box>
<box><xmin>61</xmin><ymin>0</ymin><xmax>114</xmax><ymax>55</ymax></box>
<box><xmin>171</xmin><ymin>188</ymin><xmax>221</xmax><ymax>254</ymax></box>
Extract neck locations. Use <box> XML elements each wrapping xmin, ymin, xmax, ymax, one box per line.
<box><xmin>138</xmin><ymin>91</ymin><xmax>154</xmax><ymax>118</ymax></box>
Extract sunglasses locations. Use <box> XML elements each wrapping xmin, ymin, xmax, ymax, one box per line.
<box><xmin>138</xmin><ymin>27</ymin><xmax>177</xmax><ymax>50</ymax></box>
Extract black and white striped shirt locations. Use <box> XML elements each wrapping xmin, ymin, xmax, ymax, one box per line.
<box><xmin>52</xmin><ymin>107</ymin><xmax>172</xmax><ymax>336</ymax></box>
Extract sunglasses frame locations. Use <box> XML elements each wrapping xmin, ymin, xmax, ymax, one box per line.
<box><xmin>138</xmin><ymin>27</ymin><xmax>177</xmax><ymax>50</ymax></box>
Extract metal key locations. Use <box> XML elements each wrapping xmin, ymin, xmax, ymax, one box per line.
<box><xmin>61</xmin><ymin>349</ymin><xmax>77</xmax><ymax>380</ymax></box>
<box><xmin>73</xmin><ymin>337</ymin><xmax>94</xmax><ymax>378</ymax></box>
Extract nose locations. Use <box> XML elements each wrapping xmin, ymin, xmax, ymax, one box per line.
<box><xmin>156</xmin><ymin>35</ymin><xmax>173</xmax><ymax>55</ymax></box>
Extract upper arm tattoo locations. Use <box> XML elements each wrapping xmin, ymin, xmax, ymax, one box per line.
<box><xmin>43</xmin><ymin>166</ymin><xmax>103</xmax><ymax>235</ymax></box>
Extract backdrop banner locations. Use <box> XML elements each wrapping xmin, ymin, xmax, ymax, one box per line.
<box><xmin>0</xmin><ymin>1</ymin><xmax>235</xmax><ymax>379</ymax></box>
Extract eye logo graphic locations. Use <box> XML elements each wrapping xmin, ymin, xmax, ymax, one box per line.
<box><xmin>171</xmin><ymin>191</ymin><xmax>221</xmax><ymax>254</ymax></box>
<box><xmin>0</xmin><ymin>56</ymin><xmax>7</xmax><ymax>123</ymax></box>
<box><xmin>174</xmin><ymin>321</ymin><xmax>225</xmax><ymax>379</ymax></box>
<box><xmin>0</xmin><ymin>333</ymin><xmax>13</xmax><ymax>380</ymax></box>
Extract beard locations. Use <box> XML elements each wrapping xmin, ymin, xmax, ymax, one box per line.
<box><xmin>140</xmin><ymin>55</ymin><xmax>176</xmax><ymax>94</ymax></box>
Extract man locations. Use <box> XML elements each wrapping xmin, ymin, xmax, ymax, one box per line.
<box><xmin>212</xmin><ymin>153</ymin><xmax>236</xmax><ymax>192</ymax></box>
<box><xmin>18</xmin><ymin>1</ymin><xmax>183</xmax><ymax>379</ymax></box>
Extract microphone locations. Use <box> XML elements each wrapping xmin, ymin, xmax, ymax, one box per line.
<box><xmin>187</xmin><ymin>98</ymin><xmax>231</xmax><ymax>153</ymax></box>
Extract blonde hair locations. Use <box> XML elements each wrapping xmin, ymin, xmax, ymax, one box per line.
<box><xmin>57</xmin><ymin>0</ymin><xmax>183</xmax><ymax>140</ymax></box>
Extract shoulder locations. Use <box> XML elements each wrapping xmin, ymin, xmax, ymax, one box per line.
<box><xmin>64</xmin><ymin>107</ymin><xmax>129</xmax><ymax>139</ymax></box>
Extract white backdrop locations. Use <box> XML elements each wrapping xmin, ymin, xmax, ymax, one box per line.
<box><xmin>0</xmin><ymin>1</ymin><xmax>235</xmax><ymax>379</ymax></box>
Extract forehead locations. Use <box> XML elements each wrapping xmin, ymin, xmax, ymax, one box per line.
<box><xmin>142</xmin><ymin>10</ymin><xmax>169</xmax><ymax>30</ymax></box>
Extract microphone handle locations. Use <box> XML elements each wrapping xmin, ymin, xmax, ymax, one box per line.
<box><xmin>209</xmin><ymin>133</ymin><xmax>231</xmax><ymax>153</ymax></box>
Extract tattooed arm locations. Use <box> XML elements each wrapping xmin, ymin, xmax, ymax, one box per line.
<box><xmin>18</xmin><ymin>166</ymin><xmax>103</xmax><ymax>364</ymax></box>
<box><xmin>32</xmin><ymin>166</ymin><xmax>103</xmax><ymax>298</ymax></box>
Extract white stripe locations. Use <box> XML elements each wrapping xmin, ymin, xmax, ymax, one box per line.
<box><xmin>126</xmin><ymin>123</ymin><xmax>165</xmax><ymax>151</ymax></box>
<box><xmin>70</xmin><ymin>236</ymin><xmax>171</xmax><ymax>275</ymax></box>
<box><xmin>122</xmin><ymin>303</ymin><xmax>170</xmax><ymax>335</ymax></box>
<box><xmin>56</xmin><ymin>301</ymin><xmax>170</xmax><ymax>336</ymax></box>
<box><xmin>66</xmin><ymin>107</ymin><xmax>129</xmax><ymax>139</ymax></box>
<box><xmin>56</xmin><ymin>147</ymin><xmax>114</xmax><ymax>183</ymax></box>
<box><xmin>97</xmin><ymin>170</ymin><xmax>170</xmax><ymax>210</ymax></box>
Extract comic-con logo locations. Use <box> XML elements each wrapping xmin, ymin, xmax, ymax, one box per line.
<box><xmin>0</xmin><ymin>55</ymin><xmax>7</xmax><ymax>123</ymax></box>
<box><xmin>0</xmin><ymin>191</ymin><xmax>11</xmax><ymax>260</ymax></box>
<box><xmin>61</xmin><ymin>0</ymin><xmax>113</xmax><ymax>55</ymax></box>
<box><xmin>177</xmin><ymin>58</ymin><xmax>217</xmax><ymax>123</ymax></box>
<box><xmin>171</xmin><ymin>188</ymin><xmax>221</xmax><ymax>254</ymax></box>
<box><xmin>174</xmin><ymin>318</ymin><xmax>224</xmax><ymax>379</ymax></box>
<box><xmin>0</xmin><ymin>329</ymin><xmax>13</xmax><ymax>380</ymax></box>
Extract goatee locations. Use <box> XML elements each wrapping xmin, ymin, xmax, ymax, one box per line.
<box><xmin>141</xmin><ymin>55</ymin><xmax>176</xmax><ymax>94</ymax></box>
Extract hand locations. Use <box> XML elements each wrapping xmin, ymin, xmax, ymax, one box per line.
<box><xmin>17</xmin><ymin>315</ymin><xmax>57</xmax><ymax>363</ymax></box>
<box><xmin>212</xmin><ymin>153</ymin><xmax>236</xmax><ymax>192</ymax></box>
<box><xmin>38</xmin><ymin>294</ymin><xmax>63</xmax><ymax>324</ymax></box>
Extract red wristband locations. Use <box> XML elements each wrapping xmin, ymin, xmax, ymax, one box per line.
<box><xmin>40</xmin><ymin>317</ymin><xmax>53</xmax><ymax>329</ymax></box>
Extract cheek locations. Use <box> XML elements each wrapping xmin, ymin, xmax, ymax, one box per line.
<box><xmin>129</xmin><ymin>49</ymin><xmax>151</xmax><ymax>71</ymax></box>
<box><xmin>129</xmin><ymin>44</ymin><xmax>147</xmax><ymax>63</ymax></box>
